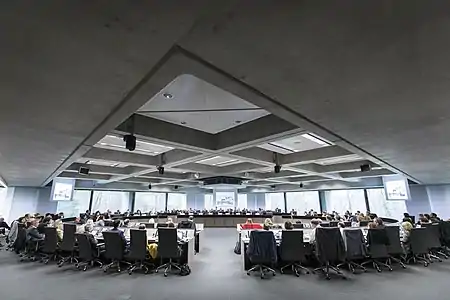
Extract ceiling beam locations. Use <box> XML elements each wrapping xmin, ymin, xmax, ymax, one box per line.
<box><xmin>339</xmin><ymin>169</ymin><xmax>394</xmax><ymax>178</ymax></box>
<box><xmin>58</xmin><ymin>172</ymin><xmax>111</xmax><ymax>181</ymax></box>
<box><xmin>83</xmin><ymin>147</ymin><xmax>159</xmax><ymax>167</ymax></box>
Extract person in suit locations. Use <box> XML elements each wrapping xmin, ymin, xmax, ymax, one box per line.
<box><xmin>110</xmin><ymin>219</ymin><xmax>127</xmax><ymax>249</ymax></box>
<box><xmin>374</xmin><ymin>217</ymin><xmax>385</xmax><ymax>229</ymax></box>
<box><xmin>26</xmin><ymin>219</ymin><xmax>44</xmax><ymax>242</ymax></box>
<box><xmin>284</xmin><ymin>221</ymin><xmax>293</xmax><ymax>230</ymax></box>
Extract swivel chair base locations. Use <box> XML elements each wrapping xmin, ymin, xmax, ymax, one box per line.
<box><xmin>128</xmin><ymin>261</ymin><xmax>154</xmax><ymax>275</ymax></box>
<box><xmin>247</xmin><ymin>264</ymin><xmax>276</xmax><ymax>279</ymax></box>
<box><xmin>103</xmin><ymin>260</ymin><xmax>131</xmax><ymax>273</ymax></box>
<box><xmin>406</xmin><ymin>254</ymin><xmax>430</xmax><ymax>266</ymax></box>
<box><xmin>337</xmin><ymin>261</ymin><xmax>367</xmax><ymax>274</ymax></box>
<box><xmin>361</xmin><ymin>259</ymin><xmax>393</xmax><ymax>272</ymax></box>
<box><xmin>76</xmin><ymin>259</ymin><xmax>103</xmax><ymax>271</ymax></box>
<box><xmin>155</xmin><ymin>258</ymin><xmax>181</xmax><ymax>277</ymax></box>
<box><xmin>314</xmin><ymin>262</ymin><xmax>346</xmax><ymax>280</ymax></box>
<box><xmin>57</xmin><ymin>255</ymin><xmax>79</xmax><ymax>267</ymax></box>
<box><xmin>280</xmin><ymin>263</ymin><xmax>310</xmax><ymax>276</ymax></box>
<box><xmin>387</xmin><ymin>257</ymin><xmax>406</xmax><ymax>269</ymax></box>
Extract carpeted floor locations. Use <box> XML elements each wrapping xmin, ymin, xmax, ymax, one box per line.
<box><xmin>0</xmin><ymin>228</ymin><xmax>449</xmax><ymax>300</ymax></box>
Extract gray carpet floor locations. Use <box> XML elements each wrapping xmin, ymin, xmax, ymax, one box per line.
<box><xmin>1</xmin><ymin>228</ymin><xmax>449</xmax><ymax>300</ymax></box>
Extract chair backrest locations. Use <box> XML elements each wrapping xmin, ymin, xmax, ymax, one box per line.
<box><xmin>344</xmin><ymin>221</ymin><xmax>352</xmax><ymax>227</ymax></box>
<box><xmin>178</xmin><ymin>221</ymin><xmax>195</xmax><ymax>229</ymax></box>
<box><xmin>293</xmin><ymin>223</ymin><xmax>304</xmax><ymax>229</ymax></box>
<box><xmin>343</xmin><ymin>229</ymin><xmax>367</xmax><ymax>259</ymax></box>
<box><xmin>366</xmin><ymin>228</ymin><xmax>389</xmax><ymax>258</ymax></box>
<box><xmin>330</xmin><ymin>221</ymin><xmax>339</xmax><ymax>227</ymax></box>
<box><xmin>102</xmin><ymin>231</ymin><xmax>125</xmax><ymax>260</ymax></box>
<box><xmin>425</xmin><ymin>224</ymin><xmax>442</xmax><ymax>248</ymax></box>
<box><xmin>409</xmin><ymin>228</ymin><xmax>429</xmax><ymax>255</ymax></box>
<box><xmin>157</xmin><ymin>223</ymin><xmax>169</xmax><ymax>228</ymax></box>
<box><xmin>157</xmin><ymin>228</ymin><xmax>179</xmax><ymax>258</ymax></box>
<box><xmin>42</xmin><ymin>227</ymin><xmax>58</xmax><ymax>253</ymax></box>
<box><xmin>280</xmin><ymin>230</ymin><xmax>306</xmax><ymax>261</ymax></box>
<box><xmin>384</xmin><ymin>226</ymin><xmax>404</xmax><ymax>255</ymax></box>
<box><xmin>128</xmin><ymin>229</ymin><xmax>147</xmax><ymax>260</ymax></box>
<box><xmin>321</xmin><ymin>222</ymin><xmax>331</xmax><ymax>228</ymax></box>
<box><xmin>59</xmin><ymin>223</ymin><xmax>76</xmax><ymax>251</ymax></box>
<box><xmin>440</xmin><ymin>221</ymin><xmax>450</xmax><ymax>246</ymax></box>
<box><xmin>14</xmin><ymin>224</ymin><xmax>27</xmax><ymax>252</ymax></box>
<box><xmin>359</xmin><ymin>221</ymin><xmax>369</xmax><ymax>227</ymax></box>
<box><xmin>75</xmin><ymin>233</ymin><xmax>94</xmax><ymax>261</ymax></box>
<box><xmin>315</xmin><ymin>227</ymin><xmax>345</xmax><ymax>263</ymax></box>
<box><xmin>247</xmin><ymin>230</ymin><xmax>278</xmax><ymax>264</ymax></box>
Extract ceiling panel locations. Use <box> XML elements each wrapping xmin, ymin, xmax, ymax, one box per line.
<box><xmin>195</xmin><ymin>156</ymin><xmax>242</xmax><ymax>167</ymax></box>
<box><xmin>96</xmin><ymin>135</ymin><xmax>173</xmax><ymax>156</ymax></box>
<box><xmin>259</xmin><ymin>133</ymin><xmax>331</xmax><ymax>154</ymax></box>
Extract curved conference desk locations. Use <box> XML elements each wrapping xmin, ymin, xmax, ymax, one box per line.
<box><xmin>102</xmin><ymin>213</ymin><xmax>398</xmax><ymax>228</ymax></box>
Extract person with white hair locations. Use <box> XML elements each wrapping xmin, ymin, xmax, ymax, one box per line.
<box><xmin>309</xmin><ymin>218</ymin><xmax>322</xmax><ymax>244</ymax></box>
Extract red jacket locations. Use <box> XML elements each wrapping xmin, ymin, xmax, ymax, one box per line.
<box><xmin>241</xmin><ymin>223</ymin><xmax>263</xmax><ymax>230</ymax></box>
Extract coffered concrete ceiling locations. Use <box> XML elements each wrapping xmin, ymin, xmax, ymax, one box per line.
<box><xmin>1</xmin><ymin>0</ymin><xmax>449</xmax><ymax>188</ymax></box>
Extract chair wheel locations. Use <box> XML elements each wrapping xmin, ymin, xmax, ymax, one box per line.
<box><xmin>376</xmin><ymin>269</ymin><xmax>382</xmax><ymax>273</ymax></box>
<box><xmin>117</xmin><ymin>268</ymin><xmax>121</xmax><ymax>272</ymax></box>
<box><xmin>306</xmin><ymin>271</ymin><xmax>310</xmax><ymax>274</ymax></box>
<box><xmin>128</xmin><ymin>271</ymin><xmax>132</xmax><ymax>275</ymax></box>
<box><xmin>342</xmin><ymin>276</ymin><xmax>347</xmax><ymax>280</ymax></box>
<box><xmin>424</xmin><ymin>263</ymin><xmax>429</xmax><ymax>267</ymax></box>
<box><xmin>388</xmin><ymin>268</ymin><xmax>393</xmax><ymax>272</ymax></box>
<box><xmin>247</xmin><ymin>272</ymin><xmax>250</xmax><ymax>276</ymax></box>
<box><xmin>164</xmin><ymin>273</ymin><xmax>168</xmax><ymax>277</ymax></box>
<box><xmin>144</xmin><ymin>269</ymin><xmax>149</xmax><ymax>274</ymax></box>
<box><xmin>326</xmin><ymin>276</ymin><xmax>331</xmax><ymax>280</ymax></box>
<box><xmin>83</xmin><ymin>266</ymin><xmax>87</xmax><ymax>271</ymax></box>
<box><xmin>295</xmin><ymin>272</ymin><xmax>300</xmax><ymax>277</ymax></box>
<box><xmin>280</xmin><ymin>269</ymin><xmax>284</xmax><ymax>274</ymax></box>
<box><xmin>401</xmin><ymin>265</ymin><xmax>406</xmax><ymax>269</ymax></box>
<box><xmin>260</xmin><ymin>274</ymin><xmax>264</xmax><ymax>279</ymax></box>
<box><xmin>103</xmin><ymin>268</ymin><xmax>107</xmax><ymax>273</ymax></box>
<box><xmin>272</xmin><ymin>272</ymin><xmax>276</xmax><ymax>276</ymax></box>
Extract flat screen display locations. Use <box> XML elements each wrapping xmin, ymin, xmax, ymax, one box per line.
<box><xmin>383</xmin><ymin>175</ymin><xmax>410</xmax><ymax>200</ymax></box>
<box><xmin>215</xmin><ymin>191</ymin><xmax>235</xmax><ymax>208</ymax></box>
<box><xmin>51</xmin><ymin>178</ymin><xmax>75</xmax><ymax>201</ymax></box>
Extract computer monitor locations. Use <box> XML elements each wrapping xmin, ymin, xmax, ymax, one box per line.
<box><xmin>293</xmin><ymin>223</ymin><xmax>304</xmax><ymax>229</ymax></box>
<box><xmin>359</xmin><ymin>220</ymin><xmax>369</xmax><ymax>227</ymax></box>
<box><xmin>145</xmin><ymin>223</ymin><xmax>155</xmax><ymax>229</ymax></box>
<box><xmin>157</xmin><ymin>223</ymin><xmax>169</xmax><ymax>228</ymax></box>
<box><xmin>343</xmin><ymin>221</ymin><xmax>351</xmax><ymax>227</ymax></box>
<box><xmin>329</xmin><ymin>221</ymin><xmax>339</xmax><ymax>227</ymax></box>
<box><xmin>321</xmin><ymin>222</ymin><xmax>330</xmax><ymax>227</ymax></box>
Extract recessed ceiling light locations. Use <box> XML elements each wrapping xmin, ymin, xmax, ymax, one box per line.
<box><xmin>100</xmin><ymin>142</ymin><xmax>107</xmax><ymax>146</ymax></box>
<box><xmin>235</xmin><ymin>120</ymin><xmax>241</xmax><ymax>124</ymax></box>
<box><xmin>181</xmin><ymin>121</ymin><xmax>186</xmax><ymax>125</ymax></box>
<box><xmin>163</xmin><ymin>93</ymin><xmax>173</xmax><ymax>99</ymax></box>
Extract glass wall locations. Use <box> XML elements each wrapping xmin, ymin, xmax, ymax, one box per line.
<box><xmin>324</xmin><ymin>189</ymin><xmax>367</xmax><ymax>215</ymax></box>
<box><xmin>91</xmin><ymin>191</ymin><xmax>130</xmax><ymax>213</ymax></box>
<box><xmin>167</xmin><ymin>193</ymin><xmax>187</xmax><ymax>211</ymax></box>
<box><xmin>286</xmin><ymin>191</ymin><xmax>320</xmax><ymax>214</ymax></box>
<box><xmin>237</xmin><ymin>193</ymin><xmax>247</xmax><ymax>209</ymax></box>
<box><xmin>134</xmin><ymin>192</ymin><xmax>166</xmax><ymax>213</ymax></box>
<box><xmin>265</xmin><ymin>192</ymin><xmax>285</xmax><ymax>211</ymax></box>
<box><xmin>56</xmin><ymin>190</ymin><xmax>91</xmax><ymax>217</ymax></box>
<box><xmin>366</xmin><ymin>188</ymin><xmax>407</xmax><ymax>220</ymax></box>
<box><xmin>204</xmin><ymin>194</ymin><xmax>214</xmax><ymax>210</ymax></box>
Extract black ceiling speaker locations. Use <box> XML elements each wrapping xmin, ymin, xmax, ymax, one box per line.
<box><xmin>148</xmin><ymin>184</ymin><xmax>152</xmax><ymax>189</ymax></box>
<box><xmin>158</xmin><ymin>166</ymin><xmax>165</xmax><ymax>175</ymax></box>
<box><xmin>78</xmin><ymin>167</ymin><xmax>90</xmax><ymax>175</ymax></box>
<box><xmin>360</xmin><ymin>164</ymin><xmax>372</xmax><ymax>172</ymax></box>
<box><xmin>174</xmin><ymin>185</ymin><xmax>179</xmax><ymax>190</ymax></box>
<box><xmin>274</xmin><ymin>165</ymin><xmax>282</xmax><ymax>173</ymax></box>
<box><xmin>299</xmin><ymin>182</ymin><xmax>304</xmax><ymax>188</ymax></box>
<box><xmin>123</xmin><ymin>134</ymin><xmax>136</xmax><ymax>151</ymax></box>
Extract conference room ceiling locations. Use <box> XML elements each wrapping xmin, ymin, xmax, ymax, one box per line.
<box><xmin>1</xmin><ymin>1</ymin><xmax>450</xmax><ymax>187</ymax></box>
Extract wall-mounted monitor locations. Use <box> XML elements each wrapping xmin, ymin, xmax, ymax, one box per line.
<box><xmin>383</xmin><ymin>175</ymin><xmax>410</xmax><ymax>200</ymax></box>
<box><xmin>51</xmin><ymin>178</ymin><xmax>75</xmax><ymax>201</ymax></box>
<box><xmin>215</xmin><ymin>191</ymin><xmax>236</xmax><ymax>208</ymax></box>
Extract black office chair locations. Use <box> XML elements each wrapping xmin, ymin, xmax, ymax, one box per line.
<box><xmin>75</xmin><ymin>233</ymin><xmax>103</xmax><ymax>271</ymax></box>
<box><xmin>361</xmin><ymin>228</ymin><xmax>392</xmax><ymax>272</ymax></box>
<box><xmin>102</xmin><ymin>231</ymin><xmax>131</xmax><ymax>273</ymax></box>
<box><xmin>321</xmin><ymin>222</ymin><xmax>331</xmax><ymax>228</ymax></box>
<box><xmin>426</xmin><ymin>224</ymin><xmax>447</xmax><ymax>260</ymax></box>
<box><xmin>246</xmin><ymin>230</ymin><xmax>277</xmax><ymax>279</ymax></box>
<box><xmin>293</xmin><ymin>223</ymin><xmax>304</xmax><ymax>229</ymax></box>
<box><xmin>127</xmin><ymin>229</ymin><xmax>153</xmax><ymax>275</ymax></box>
<box><xmin>338</xmin><ymin>229</ymin><xmax>367</xmax><ymax>273</ymax></box>
<box><xmin>313</xmin><ymin>227</ymin><xmax>346</xmax><ymax>280</ymax></box>
<box><xmin>155</xmin><ymin>228</ymin><xmax>182</xmax><ymax>277</ymax></box>
<box><xmin>57</xmin><ymin>224</ymin><xmax>78</xmax><ymax>267</ymax></box>
<box><xmin>157</xmin><ymin>223</ymin><xmax>169</xmax><ymax>228</ymax></box>
<box><xmin>279</xmin><ymin>230</ymin><xmax>310</xmax><ymax>276</ymax></box>
<box><xmin>385</xmin><ymin>226</ymin><xmax>406</xmax><ymax>269</ymax></box>
<box><xmin>329</xmin><ymin>221</ymin><xmax>339</xmax><ymax>227</ymax></box>
<box><xmin>343</xmin><ymin>221</ymin><xmax>352</xmax><ymax>227</ymax></box>
<box><xmin>40</xmin><ymin>227</ymin><xmax>58</xmax><ymax>264</ymax></box>
<box><xmin>407</xmin><ymin>227</ymin><xmax>431</xmax><ymax>266</ymax></box>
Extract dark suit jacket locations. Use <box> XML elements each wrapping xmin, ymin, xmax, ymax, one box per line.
<box><xmin>26</xmin><ymin>227</ymin><xmax>44</xmax><ymax>242</ymax></box>
<box><xmin>111</xmin><ymin>228</ymin><xmax>127</xmax><ymax>248</ymax></box>
<box><xmin>85</xmin><ymin>233</ymin><xmax>98</xmax><ymax>253</ymax></box>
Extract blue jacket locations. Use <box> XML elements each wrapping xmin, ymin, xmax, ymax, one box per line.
<box><xmin>246</xmin><ymin>230</ymin><xmax>278</xmax><ymax>264</ymax></box>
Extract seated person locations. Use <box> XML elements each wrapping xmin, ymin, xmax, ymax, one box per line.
<box><xmin>401</xmin><ymin>221</ymin><xmax>413</xmax><ymax>253</ymax></box>
<box><xmin>166</xmin><ymin>217</ymin><xmax>174</xmax><ymax>225</ymax></box>
<box><xmin>84</xmin><ymin>224</ymin><xmax>99</xmax><ymax>252</ymax></box>
<box><xmin>263</xmin><ymin>218</ymin><xmax>273</xmax><ymax>230</ymax></box>
<box><xmin>284</xmin><ymin>221</ymin><xmax>293</xmax><ymax>230</ymax></box>
<box><xmin>54</xmin><ymin>219</ymin><xmax>64</xmax><ymax>242</ymax></box>
<box><xmin>309</xmin><ymin>218</ymin><xmax>322</xmax><ymax>244</ymax></box>
<box><xmin>0</xmin><ymin>217</ymin><xmax>11</xmax><ymax>230</ymax></box>
<box><xmin>37</xmin><ymin>216</ymin><xmax>52</xmax><ymax>234</ymax></box>
<box><xmin>123</xmin><ymin>219</ymin><xmax>130</xmax><ymax>228</ymax></box>
<box><xmin>368</xmin><ymin>222</ymin><xmax>377</xmax><ymax>229</ymax></box>
<box><xmin>374</xmin><ymin>217</ymin><xmax>385</xmax><ymax>229</ymax></box>
<box><xmin>241</xmin><ymin>218</ymin><xmax>263</xmax><ymax>230</ymax></box>
<box><xmin>26</xmin><ymin>219</ymin><xmax>45</xmax><ymax>242</ymax></box>
<box><xmin>110</xmin><ymin>219</ymin><xmax>127</xmax><ymax>249</ymax></box>
<box><xmin>95</xmin><ymin>215</ymin><xmax>105</xmax><ymax>227</ymax></box>
<box><xmin>430</xmin><ymin>213</ymin><xmax>441</xmax><ymax>223</ymax></box>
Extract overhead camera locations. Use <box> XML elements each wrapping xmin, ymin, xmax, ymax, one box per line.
<box><xmin>299</xmin><ymin>182</ymin><xmax>304</xmax><ymax>188</ymax></box>
<box><xmin>123</xmin><ymin>134</ymin><xmax>136</xmax><ymax>151</ymax></box>
<box><xmin>78</xmin><ymin>167</ymin><xmax>90</xmax><ymax>175</ymax></box>
<box><xmin>270</xmin><ymin>185</ymin><xmax>276</xmax><ymax>189</ymax></box>
<box><xmin>157</xmin><ymin>166</ymin><xmax>165</xmax><ymax>175</ymax></box>
<box><xmin>174</xmin><ymin>185</ymin><xmax>179</xmax><ymax>190</ymax></box>
<box><xmin>274</xmin><ymin>165</ymin><xmax>281</xmax><ymax>174</ymax></box>
<box><xmin>148</xmin><ymin>184</ymin><xmax>152</xmax><ymax>189</ymax></box>
<box><xmin>360</xmin><ymin>163</ymin><xmax>372</xmax><ymax>172</ymax></box>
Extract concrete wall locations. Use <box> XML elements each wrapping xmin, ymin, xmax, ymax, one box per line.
<box><xmin>406</xmin><ymin>185</ymin><xmax>432</xmax><ymax>219</ymax></box>
<box><xmin>426</xmin><ymin>185</ymin><xmax>450</xmax><ymax>219</ymax></box>
<box><xmin>5</xmin><ymin>187</ymin><xmax>57</xmax><ymax>222</ymax></box>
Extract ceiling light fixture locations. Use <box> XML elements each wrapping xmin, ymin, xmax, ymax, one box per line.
<box><xmin>235</xmin><ymin>120</ymin><xmax>241</xmax><ymax>124</ymax></box>
<box><xmin>181</xmin><ymin>121</ymin><xmax>186</xmax><ymax>125</ymax></box>
<box><xmin>194</xmin><ymin>173</ymin><xmax>200</xmax><ymax>179</ymax></box>
<box><xmin>301</xmin><ymin>133</ymin><xmax>330</xmax><ymax>146</ymax></box>
<box><xmin>163</xmin><ymin>92</ymin><xmax>173</xmax><ymax>99</ymax></box>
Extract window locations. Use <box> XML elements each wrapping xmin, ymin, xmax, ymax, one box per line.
<box><xmin>265</xmin><ymin>193</ymin><xmax>285</xmax><ymax>211</ymax></box>
<box><xmin>56</xmin><ymin>190</ymin><xmax>91</xmax><ymax>217</ymax></box>
<box><xmin>167</xmin><ymin>193</ymin><xmax>187</xmax><ymax>211</ymax></box>
<box><xmin>134</xmin><ymin>192</ymin><xmax>166</xmax><ymax>213</ymax></box>
<box><xmin>286</xmin><ymin>191</ymin><xmax>320</xmax><ymax>214</ymax></box>
<box><xmin>367</xmin><ymin>188</ymin><xmax>407</xmax><ymax>220</ymax></box>
<box><xmin>237</xmin><ymin>194</ymin><xmax>247</xmax><ymax>209</ymax></box>
<box><xmin>204</xmin><ymin>194</ymin><xmax>214</xmax><ymax>210</ymax></box>
<box><xmin>91</xmin><ymin>191</ymin><xmax>130</xmax><ymax>213</ymax></box>
<box><xmin>324</xmin><ymin>189</ymin><xmax>366</xmax><ymax>215</ymax></box>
